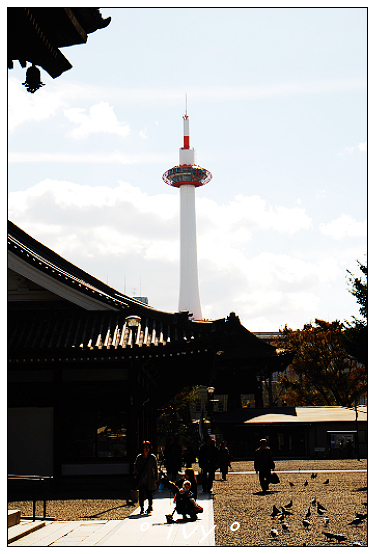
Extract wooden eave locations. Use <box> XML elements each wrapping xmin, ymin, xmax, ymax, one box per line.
<box><xmin>8</xmin><ymin>7</ymin><xmax>111</xmax><ymax>78</ymax></box>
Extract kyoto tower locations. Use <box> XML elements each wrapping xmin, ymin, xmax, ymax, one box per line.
<box><xmin>163</xmin><ymin>107</ymin><xmax>212</xmax><ymax>320</ymax></box>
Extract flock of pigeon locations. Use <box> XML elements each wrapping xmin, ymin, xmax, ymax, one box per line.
<box><xmin>268</xmin><ymin>473</ymin><xmax>367</xmax><ymax>546</ymax></box>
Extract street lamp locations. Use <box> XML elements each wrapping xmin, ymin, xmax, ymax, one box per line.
<box><xmin>125</xmin><ymin>315</ymin><xmax>141</xmax><ymax>347</ymax></box>
<box><xmin>207</xmin><ymin>386</ymin><xmax>215</xmax><ymax>436</ymax></box>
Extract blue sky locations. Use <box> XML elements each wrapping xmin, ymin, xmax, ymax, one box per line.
<box><xmin>8</xmin><ymin>7</ymin><xmax>367</xmax><ymax>331</ymax></box>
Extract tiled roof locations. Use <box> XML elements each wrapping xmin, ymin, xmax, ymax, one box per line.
<box><xmin>8</xmin><ymin>307</ymin><xmax>217</xmax><ymax>355</ymax></box>
<box><xmin>8</xmin><ymin>221</ymin><xmax>291</xmax><ymax>372</ymax></box>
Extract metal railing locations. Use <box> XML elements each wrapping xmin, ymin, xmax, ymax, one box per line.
<box><xmin>8</xmin><ymin>474</ymin><xmax>53</xmax><ymax>521</ymax></box>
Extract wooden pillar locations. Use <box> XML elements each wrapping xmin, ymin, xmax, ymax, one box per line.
<box><xmin>268</xmin><ymin>374</ymin><xmax>273</xmax><ymax>406</ymax></box>
<box><xmin>53</xmin><ymin>360</ymin><xmax>63</xmax><ymax>482</ymax></box>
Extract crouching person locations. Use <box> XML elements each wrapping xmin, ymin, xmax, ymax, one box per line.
<box><xmin>161</xmin><ymin>475</ymin><xmax>203</xmax><ymax>521</ymax></box>
<box><xmin>175</xmin><ymin>481</ymin><xmax>198</xmax><ymax>520</ymax></box>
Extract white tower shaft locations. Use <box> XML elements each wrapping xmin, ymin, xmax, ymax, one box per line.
<box><xmin>178</xmin><ymin>184</ymin><xmax>202</xmax><ymax>320</ymax></box>
<box><xmin>162</xmin><ymin>109</ymin><xmax>212</xmax><ymax>321</ymax></box>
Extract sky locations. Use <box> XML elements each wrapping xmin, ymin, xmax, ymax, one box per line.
<box><xmin>7</xmin><ymin>6</ymin><xmax>367</xmax><ymax>331</ymax></box>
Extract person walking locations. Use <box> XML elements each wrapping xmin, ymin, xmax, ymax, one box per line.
<box><xmin>133</xmin><ymin>440</ymin><xmax>158</xmax><ymax>514</ymax></box>
<box><xmin>199</xmin><ymin>436</ymin><xmax>219</xmax><ymax>493</ymax></box>
<box><xmin>254</xmin><ymin>438</ymin><xmax>275</xmax><ymax>493</ymax></box>
<box><xmin>218</xmin><ymin>440</ymin><xmax>232</xmax><ymax>481</ymax></box>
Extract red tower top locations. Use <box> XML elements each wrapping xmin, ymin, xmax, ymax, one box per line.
<box><xmin>162</xmin><ymin>112</ymin><xmax>212</xmax><ymax>188</ymax></box>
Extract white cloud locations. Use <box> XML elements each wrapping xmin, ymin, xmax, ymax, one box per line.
<box><xmin>138</xmin><ymin>128</ymin><xmax>148</xmax><ymax>139</ymax></box>
<box><xmin>338</xmin><ymin>142</ymin><xmax>367</xmax><ymax>156</ymax></box>
<box><xmin>8</xmin><ymin>77</ymin><xmax>67</xmax><ymax>131</ymax></box>
<box><xmin>8</xmin><ymin>77</ymin><xmax>366</xmax><ymax>133</ymax></box>
<box><xmin>8</xmin><ymin>150</ymin><xmax>172</xmax><ymax>165</ymax></box>
<box><xmin>319</xmin><ymin>214</ymin><xmax>367</xmax><ymax>240</ymax></box>
<box><xmin>8</xmin><ymin>179</ymin><xmax>331</xmax><ymax>330</ymax></box>
<box><xmin>63</xmin><ymin>102</ymin><xmax>130</xmax><ymax>139</ymax></box>
<box><xmin>338</xmin><ymin>146</ymin><xmax>355</xmax><ymax>157</ymax></box>
<box><xmin>56</xmin><ymin>78</ymin><xmax>365</xmax><ymax>104</ymax></box>
<box><xmin>197</xmin><ymin>195</ymin><xmax>312</xmax><ymax>253</ymax></box>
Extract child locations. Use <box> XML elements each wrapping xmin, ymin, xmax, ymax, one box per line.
<box><xmin>176</xmin><ymin>468</ymin><xmax>198</xmax><ymax>499</ymax></box>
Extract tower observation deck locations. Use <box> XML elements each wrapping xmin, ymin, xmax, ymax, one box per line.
<box><xmin>163</xmin><ymin>112</ymin><xmax>212</xmax><ymax>321</ymax></box>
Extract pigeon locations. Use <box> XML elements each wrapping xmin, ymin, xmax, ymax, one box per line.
<box><xmin>322</xmin><ymin>531</ymin><xmax>336</xmax><ymax>541</ymax></box>
<box><xmin>322</xmin><ymin>532</ymin><xmax>347</xmax><ymax>543</ymax></box>
<box><xmin>277</xmin><ymin>512</ymin><xmax>285</xmax><ymax>523</ymax></box>
<box><xmin>289</xmin><ymin>481</ymin><xmax>295</xmax><ymax>487</ymax></box>
<box><xmin>303</xmin><ymin>480</ymin><xmax>308</xmax><ymax>487</ymax></box>
<box><xmin>270</xmin><ymin>527</ymin><xmax>279</xmax><ymax>539</ymax></box>
<box><xmin>310</xmin><ymin>472</ymin><xmax>317</xmax><ymax>479</ymax></box>
<box><xmin>302</xmin><ymin>519</ymin><xmax>311</xmax><ymax>530</ymax></box>
<box><xmin>284</xmin><ymin>499</ymin><xmax>293</xmax><ymax>508</ymax></box>
<box><xmin>348</xmin><ymin>517</ymin><xmax>363</xmax><ymax>527</ymax></box>
<box><xmin>311</xmin><ymin>497</ymin><xmax>317</xmax><ymax>506</ymax></box>
<box><xmin>304</xmin><ymin>507</ymin><xmax>311</xmax><ymax>519</ymax></box>
<box><xmin>271</xmin><ymin>505</ymin><xmax>281</xmax><ymax>518</ymax></box>
<box><xmin>282</xmin><ymin>522</ymin><xmax>290</xmax><ymax>532</ymax></box>
<box><xmin>323</xmin><ymin>479</ymin><xmax>329</xmax><ymax>485</ymax></box>
<box><xmin>333</xmin><ymin>534</ymin><xmax>347</xmax><ymax>543</ymax></box>
<box><xmin>317</xmin><ymin>506</ymin><xmax>326</xmax><ymax>516</ymax></box>
<box><xmin>317</xmin><ymin>501</ymin><xmax>326</xmax><ymax>511</ymax></box>
<box><xmin>355</xmin><ymin>512</ymin><xmax>367</xmax><ymax>521</ymax></box>
<box><xmin>323</xmin><ymin>516</ymin><xmax>329</xmax><ymax>526</ymax></box>
<box><xmin>282</xmin><ymin>506</ymin><xmax>293</xmax><ymax>516</ymax></box>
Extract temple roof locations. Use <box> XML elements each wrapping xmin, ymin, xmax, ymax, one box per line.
<box><xmin>8</xmin><ymin>220</ymin><xmax>292</xmax><ymax>384</ymax></box>
<box><xmin>8</xmin><ymin>8</ymin><xmax>111</xmax><ymax>79</ymax></box>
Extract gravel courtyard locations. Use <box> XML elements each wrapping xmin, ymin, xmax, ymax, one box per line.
<box><xmin>8</xmin><ymin>459</ymin><xmax>367</xmax><ymax>547</ymax></box>
<box><xmin>213</xmin><ymin>459</ymin><xmax>367</xmax><ymax>547</ymax></box>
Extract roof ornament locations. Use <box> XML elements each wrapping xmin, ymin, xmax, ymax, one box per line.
<box><xmin>22</xmin><ymin>64</ymin><xmax>45</xmax><ymax>93</ymax></box>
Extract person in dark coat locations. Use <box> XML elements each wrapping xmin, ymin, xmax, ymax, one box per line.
<box><xmin>218</xmin><ymin>440</ymin><xmax>231</xmax><ymax>481</ymax></box>
<box><xmin>254</xmin><ymin>438</ymin><xmax>275</xmax><ymax>492</ymax></box>
<box><xmin>199</xmin><ymin>436</ymin><xmax>219</xmax><ymax>493</ymax></box>
<box><xmin>133</xmin><ymin>440</ymin><xmax>159</xmax><ymax>514</ymax></box>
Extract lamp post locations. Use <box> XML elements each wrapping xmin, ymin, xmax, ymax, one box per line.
<box><xmin>207</xmin><ymin>386</ymin><xmax>215</xmax><ymax>437</ymax></box>
<box><xmin>125</xmin><ymin>315</ymin><xmax>142</xmax><ymax>456</ymax></box>
<box><xmin>125</xmin><ymin>315</ymin><xmax>141</xmax><ymax>347</ymax></box>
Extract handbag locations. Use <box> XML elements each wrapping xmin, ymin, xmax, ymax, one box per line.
<box><xmin>269</xmin><ymin>472</ymin><xmax>280</xmax><ymax>484</ymax></box>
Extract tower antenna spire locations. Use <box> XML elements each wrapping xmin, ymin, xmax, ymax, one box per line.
<box><xmin>185</xmin><ymin>93</ymin><xmax>188</xmax><ymax>116</ymax></box>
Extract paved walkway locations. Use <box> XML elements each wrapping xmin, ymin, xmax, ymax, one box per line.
<box><xmin>8</xmin><ymin>468</ymin><xmax>366</xmax><ymax>546</ymax></box>
<box><xmin>8</xmin><ymin>487</ymin><xmax>215</xmax><ymax>547</ymax></box>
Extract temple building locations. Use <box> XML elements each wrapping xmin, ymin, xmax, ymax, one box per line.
<box><xmin>8</xmin><ymin>220</ymin><xmax>292</xmax><ymax>482</ymax></box>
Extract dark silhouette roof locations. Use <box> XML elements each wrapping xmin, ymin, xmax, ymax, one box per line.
<box><xmin>8</xmin><ymin>8</ymin><xmax>111</xmax><ymax>79</ymax></box>
<box><xmin>8</xmin><ymin>220</ymin><xmax>293</xmax><ymax>386</ymax></box>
